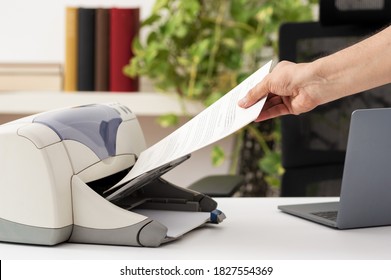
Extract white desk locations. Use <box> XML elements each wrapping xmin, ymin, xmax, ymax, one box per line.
<box><xmin>1</xmin><ymin>197</ymin><xmax>391</xmax><ymax>260</ymax></box>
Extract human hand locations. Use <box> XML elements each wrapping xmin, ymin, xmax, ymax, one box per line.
<box><xmin>238</xmin><ymin>61</ymin><xmax>323</xmax><ymax>121</ymax></box>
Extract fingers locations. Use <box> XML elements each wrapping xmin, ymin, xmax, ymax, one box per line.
<box><xmin>261</xmin><ymin>94</ymin><xmax>282</xmax><ymax>110</ymax></box>
<box><xmin>256</xmin><ymin>103</ymin><xmax>290</xmax><ymax>122</ymax></box>
<box><xmin>238</xmin><ymin>60</ymin><xmax>290</xmax><ymax>108</ymax></box>
<box><xmin>238</xmin><ymin>74</ymin><xmax>271</xmax><ymax>108</ymax></box>
<box><xmin>253</xmin><ymin>94</ymin><xmax>290</xmax><ymax>122</ymax></box>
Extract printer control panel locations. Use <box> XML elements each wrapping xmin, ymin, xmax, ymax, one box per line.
<box><xmin>105</xmin><ymin>102</ymin><xmax>136</xmax><ymax>122</ymax></box>
<box><xmin>32</xmin><ymin>103</ymin><xmax>135</xmax><ymax>160</ymax></box>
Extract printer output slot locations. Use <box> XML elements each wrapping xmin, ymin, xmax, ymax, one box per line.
<box><xmin>110</xmin><ymin>177</ymin><xmax>216</xmax><ymax>212</ymax></box>
<box><xmin>86</xmin><ymin>153</ymin><xmax>217</xmax><ymax>214</ymax></box>
<box><xmin>86</xmin><ymin>167</ymin><xmax>132</xmax><ymax>197</ymax></box>
<box><xmin>86</xmin><ymin>171</ymin><xmax>206</xmax><ymax>212</ymax></box>
<box><xmin>104</xmin><ymin>154</ymin><xmax>192</xmax><ymax>202</ymax></box>
<box><xmin>136</xmin><ymin>198</ymin><xmax>201</xmax><ymax>211</ymax></box>
<box><xmin>115</xmin><ymin>195</ymin><xmax>201</xmax><ymax>212</ymax></box>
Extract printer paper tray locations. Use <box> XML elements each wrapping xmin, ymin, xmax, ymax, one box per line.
<box><xmin>132</xmin><ymin>209</ymin><xmax>210</xmax><ymax>239</ymax></box>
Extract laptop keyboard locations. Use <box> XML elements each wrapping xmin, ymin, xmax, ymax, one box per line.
<box><xmin>311</xmin><ymin>211</ymin><xmax>338</xmax><ymax>222</ymax></box>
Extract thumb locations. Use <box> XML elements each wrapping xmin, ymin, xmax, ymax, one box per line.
<box><xmin>238</xmin><ymin>75</ymin><xmax>271</xmax><ymax>108</ymax></box>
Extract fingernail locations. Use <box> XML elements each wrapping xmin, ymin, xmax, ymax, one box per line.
<box><xmin>238</xmin><ymin>98</ymin><xmax>247</xmax><ymax>107</ymax></box>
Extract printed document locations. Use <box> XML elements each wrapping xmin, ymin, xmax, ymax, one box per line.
<box><xmin>114</xmin><ymin>60</ymin><xmax>272</xmax><ymax>188</ymax></box>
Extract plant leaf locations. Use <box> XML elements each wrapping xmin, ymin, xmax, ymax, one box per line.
<box><xmin>258</xmin><ymin>151</ymin><xmax>281</xmax><ymax>175</ymax></box>
<box><xmin>211</xmin><ymin>145</ymin><xmax>225</xmax><ymax>167</ymax></box>
<box><xmin>156</xmin><ymin>113</ymin><xmax>179</xmax><ymax>128</ymax></box>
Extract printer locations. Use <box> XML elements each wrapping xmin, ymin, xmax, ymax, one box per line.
<box><xmin>0</xmin><ymin>103</ymin><xmax>225</xmax><ymax>247</ymax></box>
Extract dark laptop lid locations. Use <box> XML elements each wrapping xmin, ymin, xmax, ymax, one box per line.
<box><xmin>337</xmin><ymin>108</ymin><xmax>391</xmax><ymax>228</ymax></box>
<box><xmin>279</xmin><ymin>108</ymin><xmax>391</xmax><ymax>229</ymax></box>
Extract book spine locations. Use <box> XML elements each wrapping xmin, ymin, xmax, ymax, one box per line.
<box><xmin>94</xmin><ymin>8</ymin><xmax>110</xmax><ymax>91</ymax></box>
<box><xmin>109</xmin><ymin>8</ymin><xmax>140</xmax><ymax>92</ymax></box>
<box><xmin>64</xmin><ymin>7</ymin><xmax>78</xmax><ymax>92</ymax></box>
<box><xmin>77</xmin><ymin>8</ymin><xmax>96</xmax><ymax>91</ymax></box>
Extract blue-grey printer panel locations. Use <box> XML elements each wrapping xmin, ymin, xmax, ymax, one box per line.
<box><xmin>34</xmin><ymin>104</ymin><xmax>123</xmax><ymax>160</ymax></box>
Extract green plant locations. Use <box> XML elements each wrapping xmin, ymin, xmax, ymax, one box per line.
<box><xmin>125</xmin><ymin>0</ymin><xmax>316</xmax><ymax>192</ymax></box>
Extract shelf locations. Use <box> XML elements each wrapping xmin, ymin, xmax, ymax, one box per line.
<box><xmin>0</xmin><ymin>91</ymin><xmax>205</xmax><ymax>116</ymax></box>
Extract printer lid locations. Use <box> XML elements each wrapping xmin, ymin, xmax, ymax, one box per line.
<box><xmin>33</xmin><ymin>104</ymin><xmax>122</xmax><ymax>160</ymax></box>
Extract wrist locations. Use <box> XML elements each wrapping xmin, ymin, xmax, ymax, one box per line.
<box><xmin>309</xmin><ymin>57</ymin><xmax>351</xmax><ymax>105</ymax></box>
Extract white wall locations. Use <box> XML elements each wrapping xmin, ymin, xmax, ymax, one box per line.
<box><xmin>0</xmin><ymin>0</ymin><xmax>154</xmax><ymax>63</ymax></box>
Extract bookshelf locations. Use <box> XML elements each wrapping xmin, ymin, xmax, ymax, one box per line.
<box><xmin>0</xmin><ymin>91</ymin><xmax>204</xmax><ymax>116</ymax></box>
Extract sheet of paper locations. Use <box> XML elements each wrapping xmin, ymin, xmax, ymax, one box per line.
<box><xmin>132</xmin><ymin>209</ymin><xmax>210</xmax><ymax>238</ymax></box>
<box><xmin>114</xmin><ymin>60</ymin><xmax>272</xmax><ymax>188</ymax></box>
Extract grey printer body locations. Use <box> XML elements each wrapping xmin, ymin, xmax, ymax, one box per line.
<box><xmin>0</xmin><ymin>103</ymin><xmax>224</xmax><ymax>247</ymax></box>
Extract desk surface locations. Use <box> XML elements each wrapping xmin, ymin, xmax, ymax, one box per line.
<box><xmin>1</xmin><ymin>197</ymin><xmax>391</xmax><ymax>260</ymax></box>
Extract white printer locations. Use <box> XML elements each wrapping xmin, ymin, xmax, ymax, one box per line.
<box><xmin>0</xmin><ymin>103</ymin><xmax>225</xmax><ymax>247</ymax></box>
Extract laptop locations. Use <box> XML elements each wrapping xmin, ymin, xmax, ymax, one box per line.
<box><xmin>278</xmin><ymin>108</ymin><xmax>391</xmax><ymax>229</ymax></box>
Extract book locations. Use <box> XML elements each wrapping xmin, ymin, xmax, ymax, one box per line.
<box><xmin>77</xmin><ymin>8</ymin><xmax>96</xmax><ymax>91</ymax></box>
<box><xmin>0</xmin><ymin>63</ymin><xmax>62</xmax><ymax>91</ymax></box>
<box><xmin>109</xmin><ymin>8</ymin><xmax>140</xmax><ymax>92</ymax></box>
<box><xmin>94</xmin><ymin>8</ymin><xmax>110</xmax><ymax>91</ymax></box>
<box><xmin>64</xmin><ymin>7</ymin><xmax>78</xmax><ymax>92</ymax></box>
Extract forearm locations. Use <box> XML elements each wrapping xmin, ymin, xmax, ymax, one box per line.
<box><xmin>311</xmin><ymin>25</ymin><xmax>391</xmax><ymax>105</ymax></box>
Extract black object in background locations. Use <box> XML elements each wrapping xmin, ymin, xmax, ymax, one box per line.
<box><xmin>320</xmin><ymin>0</ymin><xmax>391</xmax><ymax>26</ymax></box>
<box><xmin>77</xmin><ymin>8</ymin><xmax>96</xmax><ymax>91</ymax></box>
<box><xmin>278</xmin><ymin>22</ymin><xmax>391</xmax><ymax>196</ymax></box>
